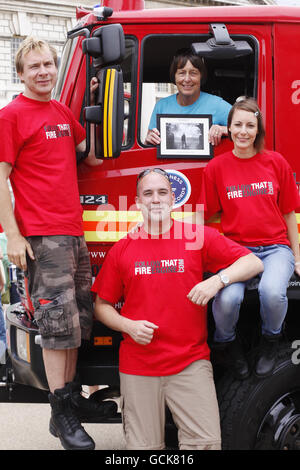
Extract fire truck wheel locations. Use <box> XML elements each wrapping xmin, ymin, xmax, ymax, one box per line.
<box><xmin>216</xmin><ymin>342</ymin><xmax>300</xmax><ymax>450</ymax></box>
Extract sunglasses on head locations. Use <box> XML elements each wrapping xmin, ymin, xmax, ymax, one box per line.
<box><xmin>136</xmin><ymin>168</ymin><xmax>171</xmax><ymax>186</ymax></box>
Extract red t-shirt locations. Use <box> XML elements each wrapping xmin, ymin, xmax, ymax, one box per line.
<box><xmin>199</xmin><ymin>150</ymin><xmax>300</xmax><ymax>246</ymax></box>
<box><xmin>92</xmin><ymin>221</ymin><xmax>249</xmax><ymax>376</ymax></box>
<box><xmin>0</xmin><ymin>94</ymin><xmax>86</xmax><ymax>237</ymax></box>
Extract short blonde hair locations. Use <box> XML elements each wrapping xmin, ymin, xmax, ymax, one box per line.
<box><xmin>15</xmin><ymin>36</ymin><xmax>58</xmax><ymax>74</ymax></box>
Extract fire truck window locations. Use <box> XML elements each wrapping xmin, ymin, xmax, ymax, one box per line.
<box><xmin>139</xmin><ymin>34</ymin><xmax>257</xmax><ymax>146</ymax></box>
<box><xmin>53</xmin><ymin>37</ymin><xmax>78</xmax><ymax>101</ymax></box>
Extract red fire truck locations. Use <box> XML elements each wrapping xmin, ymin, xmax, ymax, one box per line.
<box><xmin>3</xmin><ymin>0</ymin><xmax>300</xmax><ymax>450</ymax></box>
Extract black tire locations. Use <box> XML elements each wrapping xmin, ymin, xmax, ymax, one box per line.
<box><xmin>216</xmin><ymin>342</ymin><xmax>300</xmax><ymax>450</ymax></box>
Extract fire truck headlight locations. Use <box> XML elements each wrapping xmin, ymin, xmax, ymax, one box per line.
<box><xmin>16</xmin><ymin>329</ymin><xmax>31</xmax><ymax>363</ymax></box>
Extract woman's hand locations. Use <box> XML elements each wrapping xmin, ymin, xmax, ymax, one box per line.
<box><xmin>295</xmin><ymin>260</ymin><xmax>300</xmax><ymax>277</ymax></box>
<box><xmin>209</xmin><ymin>124</ymin><xmax>227</xmax><ymax>146</ymax></box>
<box><xmin>145</xmin><ymin>128</ymin><xmax>161</xmax><ymax>146</ymax></box>
<box><xmin>283</xmin><ymin>212</ymin><xmax>300</xmax><ymax>278</ymax></box>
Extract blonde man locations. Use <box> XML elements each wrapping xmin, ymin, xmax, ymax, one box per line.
<box><xmin>0</xmin><ymin>37</ymin><xmax>115</xmax><ymax>450</ymax></box>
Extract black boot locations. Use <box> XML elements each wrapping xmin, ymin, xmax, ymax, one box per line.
<box><xmin>222</xmin><ymin>337</ymin><xmax>250</xmax><ymax>380</ymax></box>
<box><xmin>49</xmin><ymin>386</ymin><xmax>95</xmax><ymax>450</ymax></box>
<box><xmin>255</xmin><ymin>333</ymin><xmax>281</xmax><ymax>378</ymax></box>
<box><xmin>68</xmin><ymin>382</ymin><xmax>118</xmax><ymax>421</ymax></box>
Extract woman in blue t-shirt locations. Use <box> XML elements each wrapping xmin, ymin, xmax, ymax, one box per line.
<box><xmin>145</xmin><ymin>48</ymin><xmax>231</xmax><ymax>147</ymax></box>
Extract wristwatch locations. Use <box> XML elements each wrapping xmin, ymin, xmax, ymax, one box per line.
<box><xmin>217</xmin><ymin>272</ymin><xmax>230</xmax><ymax>287</ymax></box>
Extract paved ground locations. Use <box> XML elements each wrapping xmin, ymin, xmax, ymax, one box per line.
<box><xmin>0</xmin><ymin>402</ymin><xmax>126</xmax><ymax>450</ymax></box>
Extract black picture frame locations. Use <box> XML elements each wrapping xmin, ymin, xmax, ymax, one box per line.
<box><xmin>156</xmin><ymin>114</ymin><xmax>213</xmax><ymax>159</ymax></box>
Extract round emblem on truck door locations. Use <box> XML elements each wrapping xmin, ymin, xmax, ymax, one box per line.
<box><xmin>166</xmin><ymin>169</ymin><xmax>191</xmax><ymax>208</ymax></box>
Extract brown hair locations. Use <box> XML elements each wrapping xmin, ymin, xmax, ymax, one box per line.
<box><xmin>15</xmin><ymin>36</ymin><xmax>58</xmax><ymax>74</ymax></box>
<box><xmin>169</xmin><ymin>48</ymin><xmax>207</xmax><ymax>85</ymax></box>
<box><xmin>228</xmin><ymin>97</ymin><xmax>265</xmax><ymax>153</ymax></box>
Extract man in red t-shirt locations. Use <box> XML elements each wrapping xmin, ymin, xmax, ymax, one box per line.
<box><xmin>0</xmin><ymin>37</ymin><xmax>116</xmax><ymax>450</ymax></box>
<box><xmin>92</xmin><ymin>168</ymin><xmax>263</xmax><ymax>450</ymax></box>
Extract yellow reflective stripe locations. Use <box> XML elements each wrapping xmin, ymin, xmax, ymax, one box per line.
<box><xmin>83</xmin><ymin>211</ymin><xmax>198</xmax><ymax>243</ymax></box>
<box><xmin>83</xmin><ymin>210</ymin><xmax>195</xmax><ymax>221</ymax></box>
<box><xmin>102</xmin><ymin>68</ymin><xmax>116</xmax><ymax>158</ymax></box>
<box><xmin>83</xmin><ymin>211</ymin><xmax>300</xmax><ymax>242</ymax></box>
<box><xmin>172</xmin><ymin>212</ymin><xmax>194</xmax><ymax>220</ymax></box>
<box><xmin>83</xmin><ymin>210</ymin><xmax>143</xmax><ymax>221</ymax></box>
<box><xmin>103</xmin><ymin>69</ymin><xmax>111</xmax><ymax>158</ymax></box>
<box><xmin>108</xmin><ymin>69</ymin><xmax>116</xmax><ymax>157</ymax></box>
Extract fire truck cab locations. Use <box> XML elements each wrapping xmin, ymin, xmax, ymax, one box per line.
<box><xmin>3</xmin><ymin>0</ymin><xmax>300</xmax><ymax>450</ymax></box>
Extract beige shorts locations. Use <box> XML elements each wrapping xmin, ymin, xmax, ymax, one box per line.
<box><xmin>120</xmin><ymin>360</ymin><xmax>221</xmax><ymax>450</ymax></box>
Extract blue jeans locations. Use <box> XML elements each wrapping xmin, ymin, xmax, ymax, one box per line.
<box><xmin>212</xmin><ymin>244</ymin><xmax>295</xmax><ymax>342</ymax></box>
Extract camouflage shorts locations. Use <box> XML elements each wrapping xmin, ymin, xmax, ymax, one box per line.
<box><xmin>26</xmin><ymin>235</ymin><xmax>93</xmax><ymax>350</ymax></box>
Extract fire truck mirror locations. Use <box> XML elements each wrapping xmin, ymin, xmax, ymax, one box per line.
<box><xmin>83</xmin><ymin>24</ymin><xmax>125</xmax><ymax>68</ymax></box>
<box><xmin>85</xmin><ymin>67</ymin><xmax>124</xmax><ymax>159</ymax></box>
<box><xmin>84</xmin><ymin>106</ymin><xmax>102</xmax><ymax>124</ymax></box>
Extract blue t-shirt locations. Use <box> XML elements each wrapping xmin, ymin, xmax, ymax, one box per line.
<box><xmin>148</xmin><ymin>91</ymin><xmax>231</xmax><ymax>130</ymax></box>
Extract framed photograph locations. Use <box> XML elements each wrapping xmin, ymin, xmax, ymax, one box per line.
<box><xmin>156</xmin><ymin>114</ymin><xmax>213</xmax><ymax>159</ymax></box>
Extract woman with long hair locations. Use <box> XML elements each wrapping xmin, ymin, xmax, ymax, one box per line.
<box><xmin>200</xmin><ymin>97</ymin><xmax>300</xmax><ymax>379</ymax></box>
